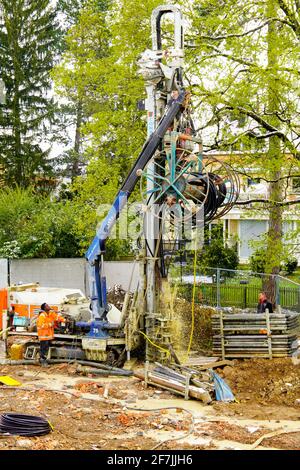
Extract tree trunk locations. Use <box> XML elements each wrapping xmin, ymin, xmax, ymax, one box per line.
<box><xmin>264</xmin><ymin>0</ymin><xmax>283</xmax><ymax>305</ymax></box>
<box><xmin>13</xmin><ymin>95</ymin><xmax>22</xmax><ymax>185</ymax></box>
<box><xmin>72</xmin><ymin>99</ymin><xmax>83</xmax><ymax>180</ymax></box>
<box><xmin>10</xmin><ymin>6</ymin><xmax>23</xmax><ymax>185</ymax></box>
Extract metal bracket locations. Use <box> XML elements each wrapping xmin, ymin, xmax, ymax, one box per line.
<box><xmin>219</xmin><ymin>311</ymin><xmax>225</xmax><ymax>360</ymax></box>
<box><xmin>24</xmin><ymin>345</ymin><xmax>39</xmax><ymax>360</ymax></box>
<box><xmin>144</xmin><ymin>360</ymin><xmax>150</xmax><ymax>388</ymax></box>
<box><xmin>184</xmin><ymin>373</ymin><xmax>192</xmax><ymax>400</ymax></box>
<box><xmin>265</xmin><ymin>310</ymin><xmax>273</xmax><ymax>359</ymax></box>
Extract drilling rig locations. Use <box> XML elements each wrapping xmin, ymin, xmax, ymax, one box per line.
<box><xmin>5</xmin><ymin>5</ymin><xmax>239</xmax><ymax>365</ymax></box>
<box><xmin>82</xmin><ymin>5</ymin><xmax>239</xmax><ymax>363</ymax></box>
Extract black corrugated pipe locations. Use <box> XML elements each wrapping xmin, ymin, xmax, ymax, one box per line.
<box><xmin>0</xmin><ymin>413</ymin><xmax>52</xmax><ymax>437</ymax></box>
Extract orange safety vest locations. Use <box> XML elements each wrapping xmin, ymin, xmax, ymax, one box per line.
<box><xmin>37</xmin><ymin>310</ymin><xmax>64</xmax><ymax>341</ymax></box>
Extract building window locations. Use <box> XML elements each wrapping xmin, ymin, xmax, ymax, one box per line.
<box><xmin>239</xmin><ymin>220</ymin><xmax>268</xmax><ymax>260</ymax></box>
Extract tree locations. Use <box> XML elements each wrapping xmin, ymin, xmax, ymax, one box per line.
<box><xmin>53</xmin><ymin>0</ymin><xmax>162</xmax><ymax>257</ymax></box>
<box><xmin>0</xmin><ymin>0</ymin><xmax>62</xmax><ymax>187</ymax></box>
<box><xmin>52</xmin><ymin>0</ymin><xmax>111</xmax><ymax>180</ymax></box>
<box><xmin>182</xmin><ymin>0</ymin><xmax>300</xmax><ymax>284</ymax></box>
<box><xmin>0</xmin><ymin>240</ymin><xmax>21</xmax><ymax>259</ymax></box>
<box><xmin>57</xmin><ymin>0</ymin><xmax>110</xmax><ymax>29</ymax></box>
<box><xmin>264</xmin><ymin>0</ymin><xmax>284</xmax><ymax>299</ymax></box>
<box><xmin>57</xmin><ymin>0</ymin><xmax>87</xmax><ymax>29</ymax></box>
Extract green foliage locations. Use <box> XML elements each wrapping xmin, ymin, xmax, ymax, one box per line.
<box><xmin>0</xmin><ymin>241</ymin><xmax>21</xmax><ymax>259</ymax></box>
<box><xmin>249</xmin><ymin>249</ymin><xmax>267</xmax><ymax>274</ymax></box>
<box><xmin>53</xmin><ymin>0</ymin><xmax>162</xmax><ymax>257</ymax></box>
<box><xmin>180</xmin><ymin>0</ymin><xmax>300</xmax><ymax>275</ymax></box>
<box><xmin>57</xmin><ymin>0</ymin><xmax>87</xmax><ymax>28</ymax></box>
<box><xmin>57</xmin><ymin>0</ymin><xmax>109</xmax><ymax>29</ymax></box>
<box><xmin>104</xmin><ymin>239</ymin><xmax>133</xmax><ymax>261</ymax></box>
<box><xmin>195</xmin><ymin>225</ymin><xmax>239</xmax><ymax>271</ymax></box>
<box><xmin>52</xmin><ymin>0</ymin><xmax>112</xmax><ymax>179</ymax></box>
<box><xmin>0</xmin><ymin>0</ymin><xmax>63</xmax><ymax>187</ymax></box>
<box><xmin>200</xmin><ymin>241</ymin><xmax>239</xmax><ymax>271</ymax></box>
<box><xmin>283</xmin><ymin>258</ymin><xmax>298</xmax><ymax>275</ymax></box>
<box><xmin>182</xmin><ymin>0</ymin><xmax>300</xmax><ymax>161</ymax></box>
<box><xmin>0</xmin><ymin>0</ymin><xmax>298</xmax><ymax>266</ymax></box>
<box><xmin>200</xmin><ymin>227</ymin><xmax>239</xmax><ymax>271</ymax></box>
<box><xmin>0</xmin><ymin>188</ymin><xmax>81</xmax><ymax>258</ymax></box>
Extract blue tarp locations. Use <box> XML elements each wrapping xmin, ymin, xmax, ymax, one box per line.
<box><xmin>210</xmin><ymin>369</ymin><xmax>235</xmax><ymax>402</ymax></box>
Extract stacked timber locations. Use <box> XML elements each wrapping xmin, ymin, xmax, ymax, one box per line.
<box><xmin>212</xmin><ymin>312</ymin><xmax>300</xmax><ymax>358</ymax></box>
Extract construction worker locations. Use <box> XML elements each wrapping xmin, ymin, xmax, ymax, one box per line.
<box><xmin>37</xmin><ymin>303</ymin><xmax>65</xmax><ymax>367</ymax></box>
<box><xmin>8</xmin><ymin>306</ymin><xmax>15</xmax><ymax>329</ymax></box>
<box><xmin>257</xmin><ymin>292</ymin><xmax>273</xmax><ymax>314</ymax></box>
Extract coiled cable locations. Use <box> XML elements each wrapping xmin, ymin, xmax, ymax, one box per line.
<box><xmin>0</xmin><ymin>413</ymin><xmax>52</xmax><ymax>436</ymax></box>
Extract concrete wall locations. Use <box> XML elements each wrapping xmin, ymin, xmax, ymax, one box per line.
<box><xmin>103</xmin><ymin>261</ymin><xmax>139</xmax><ymax>292</ymax></box>
<box><xmin>10</xmin><ymin>259</ymin><xmax>88</xmax><ymax>293</ymax></box>
<box><xmin>0</xmin><ymin>258</ymin><xmax>139</xmax><ymax>295</ymax></box>
<box><xmin>0</xmin><ymin>259</ymin><xmax>7</xmax><ymax>289</ymax></box>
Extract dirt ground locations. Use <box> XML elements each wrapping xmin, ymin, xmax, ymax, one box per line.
<box><xmin>214</xmin><ymin>358</ymin><xmax>300</xmax><ymax>419</ymax></box>
<box><xmin>0</xmin><ymin>358</ymin><xmax>300</xmax><ymax>450</ymax></box>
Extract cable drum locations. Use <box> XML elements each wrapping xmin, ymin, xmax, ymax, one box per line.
<box><xmin>0</xmin><ymin>413</ymin><xmax>52</xmax><ymax>436</ymax></box>
<box><xmin>140</xmin><ymin>148</ymin><xmax>240</xmax><ymax>225</ymax></box>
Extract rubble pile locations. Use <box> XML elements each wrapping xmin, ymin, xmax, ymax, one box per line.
<box><xmin>107</xmin><ymin>285</ymin><xmax>133</xmax><ymax>311</ymax></box>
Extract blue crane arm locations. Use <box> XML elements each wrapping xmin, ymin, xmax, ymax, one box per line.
<box><xmin>85</xmin><ymin>90</ymin><xmax>186</xmax><ymax>319</ymax></box>
<box><xmin>86</xmin><ymin>190</ymin><xmax>129</xmax><ymax>264</ymax></box>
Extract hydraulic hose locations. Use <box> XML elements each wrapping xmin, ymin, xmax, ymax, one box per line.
<box><xmin>77</xmin><ymin>366</ymin><xmax>132</xmax><ymax>377</ymax></box>
<box><xmin>52</xmin><ymin>359</ymin><xmax>126</xmax><ymax>371</ymax></box>
<box><xmin>0</xmin><ymin>359</ymin><xmax>40</xmax><ymax>366</ymax></box>
<box><xmin>0</xmin><ymin>359</ymin><xmax>132</xmax><ymax>375</ymax></box>
<box><xmin>0</xmin><ymin>413</ymin><xmax>52</xmax><ymax>437</ymax></box>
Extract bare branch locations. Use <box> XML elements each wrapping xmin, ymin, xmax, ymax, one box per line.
<box><xmin>277</xmin><ymin>0</ymin><xmax>300</xmax><ymax>37</ymax></box>
<box><xmin>197</xmin><ymin>101</ymin><xmax>299</xmax><ymax>156</ymax></box>
<box><xmin>233</xmin><ymin>106</ymin><xmax>299</xmax><ymax>155</ymax></box>
<box><xmin>228</xmin><ymin>167</ymin><xmax>300</xmax><ymax>184</ymax></box>
<box><xmin>251</xmin><ymin>131</ymin><xmax>286</xmax><ymax>139</ymax></box>
<box><xmin>190</xmin><ymin>44</ymin><xmax>300</xmax><ymax>76</ymax></box>
<box><xmin>235</xmin><ymin>199</ymin><xmax>300</xmax><ymax>206</ymax></box>
<box><xmin>203</xmin><ymin>44</ymin><xmax>257</xmax><ymax>68</ymax></box>
<box><xmin>275</xmin><ymin>112</ymin><xmax>300</xmax><ymax>128</ymax></box>
<box><xmin>197</xmin><ymin>18</ymin><xmax>277</xmax><ymax>41</ymax></box>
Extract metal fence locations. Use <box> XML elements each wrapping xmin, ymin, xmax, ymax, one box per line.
<box><xmin>171</xmin><ymin>266</ymin><xmax>300</xmax><ymax>312</ymax></box>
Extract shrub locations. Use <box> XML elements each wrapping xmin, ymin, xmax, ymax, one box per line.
<box><xmin>200</xmin><ymin>239</ymin><xmax>239</xmax><ymax>272</ymax></box>
<box><xmin>284</xmin><ymin>258</ymin><xmax>298</xmax><ymax>275</ymax></box>
<box><xmin>249</xmin><ymin>249</ymin><xmax>267</xmax><ymax>274</ymax></box>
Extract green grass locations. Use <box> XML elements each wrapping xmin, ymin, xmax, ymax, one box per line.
<box><xmin>284</xmin><ymin>269</ymin><xmax>300</xmax><ymax>283</ymax></box>
<box><xmin>176</xmin><ymin>278</ymin><xmax>300</xmax><ymax>310</ymax></box>
<box><xmin>170</xmin><ymin>262</ymin><xmax>300</xmax><ymax>310</ymax></box>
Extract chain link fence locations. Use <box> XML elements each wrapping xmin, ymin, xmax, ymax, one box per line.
<box><xmin>170</xmin><ymin>266</ymin><xmax>300</xmax><ymax>312</ymax></box>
